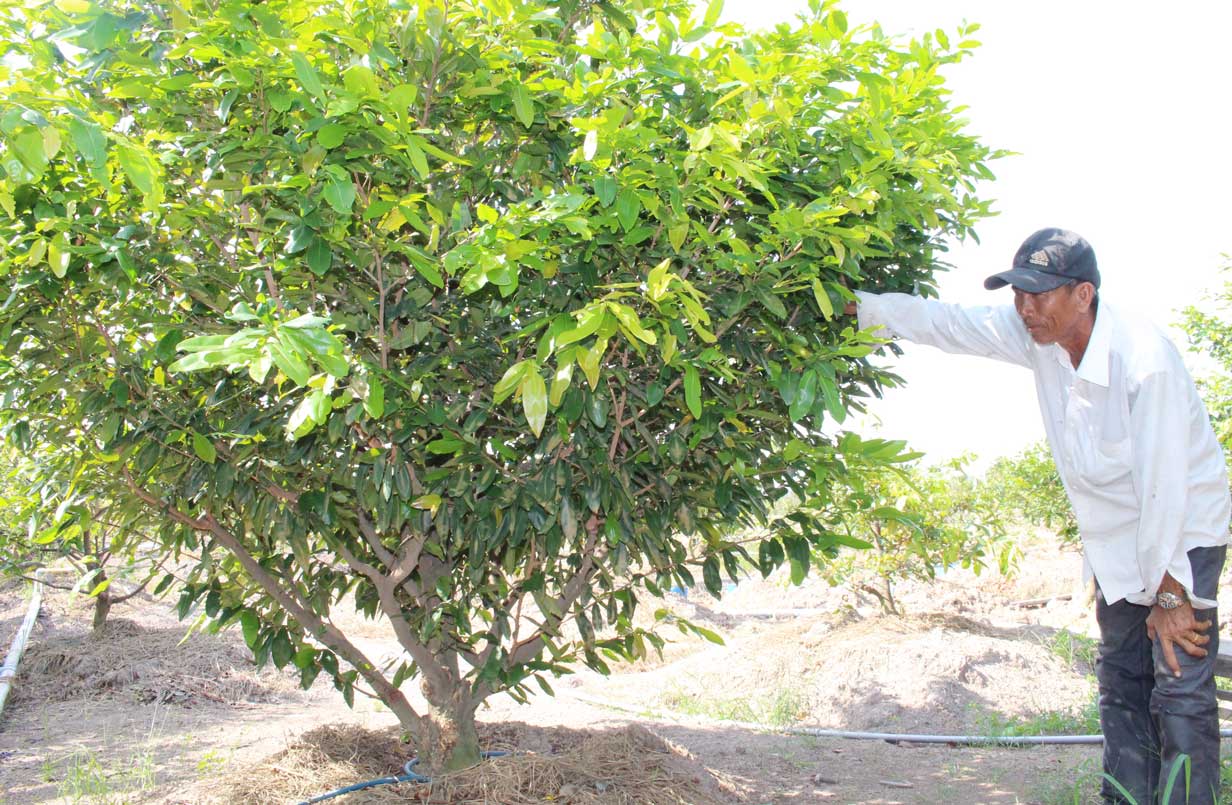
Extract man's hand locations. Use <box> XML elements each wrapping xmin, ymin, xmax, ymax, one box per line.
<box><xmin>1146</xmin><ymin>599</ymin><xmax>1213</xmax><ymax>677</ymax></box>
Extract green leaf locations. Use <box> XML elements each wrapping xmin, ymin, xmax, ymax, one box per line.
<box><xmin>522</xmin><ymin>368</ymin><xmax>548</xmax><ymax>437</ymax></box>
<box><xmin>269</xmin><ymin>341</ymin><xmax>312</xmax><ymax>386</ymax></box>
<box><xmin>615</xmin><ymin>188</ymin><xmax>640</xmax><ymax>232</ymax></box>
<box><xmin>47</xmin><ymin>232</ymin><xmax>70</xmax><ymax>278</ymax></box>
<box><xmin>323</xmin><ymin>175</ymin><xmax>355</xmax><ymax>213</ymax></box>
<box><xmin>407</xmin><ymin>139</ymin><xmax>429</xmax><ymax>179</ymax></box>
<box><xmin>812</xmin><ymin>278</ymin><xmax>834</xmax><ymax>320</ymax></box>
<box><xmin>703</xmin><ymin>0</ymin><xmax>724</xmax><ymax>27</ymax></box>
<box><xmin>413</xmin><ymin>494</ymin><xmax>442</xmax><ymax>512</ymax></box>
<box><xmin>582</xmin><ymin>129</ymin><xmax>598</xmax><ymax>161</ymax></box>
<box><xmin>668</xmin><ymin>220</ymin><xmax>689</xmax><ymax>252</ymax></box>
<box><xmin>789</xmin><ymin>370</ymin><xmax>817</xmax><ymax>422</ymax></box>
<box><xmin>342</xmin><ymin>64</ymin><xmax>378</xmax><ymax>97</ymax></box>
<box><xmin>68</xmin><ymin>118</ymin><xmax>107</xmax><ymax>165</ymax></box>
<box><xmin>290</xmin><ymin>52</ymin><xmax>325</xmax><ymax>102</ymax></box>
<box><xmin>578</xmin><ymin>339</ymin><xmax>605</xmax><ymax>389</ymax></box>
<box><xmin>593</xmin><ymin>176</ymin><xmax>618</xmax><ymax>207</ymax></box>
<box><xmin>87</xmin><ymin>578</ymin><xmax>112</xmax><ymax>597</ymax></box>
<box><xmin>308</xmin><ymin>389</ymin><xmax>330</xmax><ymax>424</ymax></box>
<box><xmin>549</xmin><ymin>361</ymin><xmax>574</xmax><ymax>407</ymax></box>
<box><xmin>316</xmin><ymin>124</ymin><xmax>347</xmax><ymax>149</ymax></box>
<box><xmin>306</xmin><ymin>238</ymin><xmax>332</xmax><ymax>275</ymax></box>
<box><xmin>240</xmin><ymin>612</ymin><xmax>261</xmax><ymax>650</ymax></box>
<box><xmin>684</xmin><ymin>365</ymin><xmax>701</xmax><ymax>418</ymax></box>
<box><xmin>691</xmin><ymin>624</ymin><xmax>725</xmax><ymax>646</ymax></box>
<box><xmin>115</xmin><ymin>142</ymin><xmax>161</xmax><ymax>208</ymax></box>
<box><xmin>511</xmin><ymin>84</ymin><xmax>534</xmax><ymax>127</ymax></box>
<box><xmin>11</xmin><ymin>129</ymin><xmax>48</xmax><ymax>179</ymax></box>
<box><xmin>271</xmin><ymin>630</ymin><xmax>294</xmax><ymax>668</ymax></box>
<box><xmin>192</xmin><ymin>432</ymin><xmax>217</xmax><ymax>464</ymax></box>
<box><xmin>494</xmin><ymin>361</ymin><xmax>529</xmax><ymax>404</ymax></box>
<box><xmin>702</xmin><ymin>555</ymin><xmax>722</xmax><ymax>597</ymax></box>
<box><xmin>364</xmin><ymin>376</ymin><xmax>385</xmax><ymax>418</ymax></box>
<box><xmin>646</xmin><ymin>258</ymin><xmax>672</xmax><ymax>301</ymax></box>
<box><xmin>283</xmin><ymin>223</ymin><xmax>312</xmax><ymax>253</ymax></box>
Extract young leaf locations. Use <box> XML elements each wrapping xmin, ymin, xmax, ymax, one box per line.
<box><xmin>511</xmin><ymin>84</ymin><xmax>534</xmax><ymax>127</ymax></box>
<box><xmin>494</xmin><ymin>360</ymin><xmax>529</xmax><ymax>403</ymax></box>
<box><xmin>812</xmin><ymin>278</ymin><xmax>834</xmax><ymax>320</ymax></box>
<box><xmin>522</xmin><ymin>368</ymin><xmax>548</xmax><ymax>437</ymax></box>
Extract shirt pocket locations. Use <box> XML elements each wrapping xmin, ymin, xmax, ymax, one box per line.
<box><xmin>1075</xmin><ymin>435</ymin><xmax>1133</xmax><ymax>487</ymax></box>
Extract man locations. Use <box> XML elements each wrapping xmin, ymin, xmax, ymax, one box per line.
<box><xmin>850</xmin><ymin>228</ymin><xmax>1230</xmax><ymax>804</ymax></box>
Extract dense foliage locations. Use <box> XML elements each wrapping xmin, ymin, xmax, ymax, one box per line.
<box><xmin>1181</xmin><ymin>259</ymin><xmax>1232</xmax><ymax>462</ymax></box>
<box><xmin>0</xmin><ymin>0</ymin><xmax>1000</xmax><ymax>769</ymax></box>
<box><xmin>812</xmin><ymin>452</ymin><xmax>1015</xmax><ymax>614</ymax></box>
<box><xmin>985</xmin><ymin>441</ymin><xmax>1078</xmax><ymax>544</ymax></box>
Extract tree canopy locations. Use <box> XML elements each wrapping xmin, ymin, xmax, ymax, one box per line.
<box><xmin>0</xmin><ymin>0</ymin><xmax>1000</xmax><ymax>770</ymax></box>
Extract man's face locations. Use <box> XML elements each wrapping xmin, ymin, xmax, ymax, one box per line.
<box><xmin>1012</xmin><ymin>282</ymin><xmax>1090</xmax><ymax>345</ymax></box>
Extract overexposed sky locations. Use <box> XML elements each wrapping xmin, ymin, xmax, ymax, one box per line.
<box><xmin>717</xmin><ymin>0</ymin><xmax>1232</xmax><ymax>464</ymax></box>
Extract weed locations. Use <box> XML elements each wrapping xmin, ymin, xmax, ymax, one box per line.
<box><xmin>971</xmin><ymin>691</ymin><xmax>1100</xmax><ymax>740</ymax></box>
<box><xmin>48</xmin><ymin>746</ymin><xmax>160</xmax><ymax>804</ymax></box>
<box><xmin>196</xmin><ymin>749</ymin><xmax>228</xmax><ymax>774</ymax></box>
<box><xmin>1046</xmin><ymin>628</ymin><xmax>1099</xmax><ymax>671</ymax></box>
<box><xmin>660</xmin><ymin>683</ymin><xmax>807</xmax><ymax>728</ymax></box>
<box><xmin>57</xmin><ymin>750</ymin><xmax>111</xmax><ymax>802</ymax></box>
<box><xmin>1047</xmin><ymin>752</ymin><xmax>1232</xmax><ymax>804</ymax></box>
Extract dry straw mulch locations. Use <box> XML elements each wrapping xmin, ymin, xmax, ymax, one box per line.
<box><xmin>13</xmin><ymin>616</ymin><xmax>298</xmax><ymax>708</ymax></box>
<box><xmin>186</xmin><ymin>722</ymin><xmax>737</xmax><ymax>804</ymax></box>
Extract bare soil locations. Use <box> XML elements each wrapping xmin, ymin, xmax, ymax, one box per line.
<box><xmin>0</xmin><ymin>532</ymin><xmax>1224</xmax><ymax>804</ymax></box>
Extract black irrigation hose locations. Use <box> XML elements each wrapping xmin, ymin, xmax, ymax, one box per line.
<box><xmin>298</xmin><ymin>751</ymin><xmax>509</xmax><ymax>805</ymax></box>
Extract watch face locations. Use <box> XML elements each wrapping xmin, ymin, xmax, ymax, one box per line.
<box><xmin>1158</xmin><ymin>592</ymin><xmax>1183</xmax><ymax>609</ymax></box>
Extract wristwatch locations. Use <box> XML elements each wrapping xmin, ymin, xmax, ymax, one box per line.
<box><xmin>1156</xmin><ymin>591</ymin><xmax>1186</xmax><ymax>610</ymax></box>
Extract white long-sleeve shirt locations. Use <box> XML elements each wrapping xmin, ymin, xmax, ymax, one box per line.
<box><xmin>857</xmin><ymin>291</ymin><xmax>1231</xmax><ymax>607</ymax></box>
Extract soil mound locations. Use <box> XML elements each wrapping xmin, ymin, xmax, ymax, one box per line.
<box><xmin>606</xmin><ymin>611</ymin><xmax>1094</xmax><ymax>735</ymax></box>
<box><xmin>188</xmin><ymin>722</ymin><xmax>737</xmax><ymax>804</ymax></box>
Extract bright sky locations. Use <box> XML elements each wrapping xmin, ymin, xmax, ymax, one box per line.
<box><xmin>718</xmin><ymin>0</ymin><xmax>1232</xmax><ymax>465</ymax></box>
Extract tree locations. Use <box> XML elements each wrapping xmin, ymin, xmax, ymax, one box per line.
<box><xmin>1180</xmin><ymin>258</ymin><xmax>1232</xmax><ymax>459</ymax></box>
<box><xmin>810</xmin><ymin>449</ymin><xmax>1016</xmax><ymax>614</ymax></box>
<box><xmin>0</xmin><ymin>0</ymin><xmax>1000</xmax><ymax>771</ymax></box>
<box><xmin>0</xmin><ymin>447</ymin><xmax>162</xmax><ymax>634</ymax></box>
<box><xmin>985</xmin><ymin>441</ymin><xmax>1078</xmax><ymax>544</ymax></box>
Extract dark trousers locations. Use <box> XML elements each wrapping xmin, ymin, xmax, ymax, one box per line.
<box><xmin>1096</xmin><ymin>545</ymin><xmax>1226</xmax><ymax>805</ymax></box>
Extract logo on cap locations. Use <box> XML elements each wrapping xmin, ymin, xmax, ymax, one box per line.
<box><xmin>1028</xmin><ymin>250</ymin><xmax>1050</xmax><ymax>267</ymax></box>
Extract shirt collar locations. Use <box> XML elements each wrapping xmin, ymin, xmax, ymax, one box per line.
<box><xmin>1074</xmin><ymin>300</ymin><xmax>1112</xmax><ymax>386</ymax></box>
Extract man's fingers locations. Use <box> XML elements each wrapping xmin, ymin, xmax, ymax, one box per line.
<box><xmin>1146</xmin><ymin>621</ymin><xmax>1157</xmax><ymax>641</ymax></box>
<box><xmin>1161</xmin><ymin>639</ymin><xmax>1182</xmax><ymax>677</ymax></box>
<box><xmin>1190</xmin><ymin>631</ymin><xmax>1211</xmax><ymax>646</ymax></box>
<box><xmin>1175</xmin><ymin>636</ymin><xmax>1209</xmax><ymax>659</ymax></box>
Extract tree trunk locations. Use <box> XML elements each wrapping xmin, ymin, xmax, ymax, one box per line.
<box><xmin>88</xmin><ymin>563</ymin><xmax>111</xmax><ymax>634</ymax></box>
<box><xmin>416</xmin><ymin>675</ymin><xmax>482</xmax><ymax>774</ymax></box>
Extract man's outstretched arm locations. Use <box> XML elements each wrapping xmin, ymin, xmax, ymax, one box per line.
<box><xmin>846</xmin><ymin>291</ymin><xmax>1035</xmax><ymax>369</ymax></box>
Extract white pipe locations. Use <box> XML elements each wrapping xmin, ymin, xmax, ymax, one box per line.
<box><xmin>0</xmin><ymin>570</ymin><xmax>46</xmax><ymax>721</ymax></box>
<box><xmin>564</xmin><ymin>691</ymin><xmax>1232</xmax><ymax>746</ymax></box>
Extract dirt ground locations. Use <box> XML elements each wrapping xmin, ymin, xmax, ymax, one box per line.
<box><xmin>0</xmin><ymin>532</ymin><xmax>1226</xmax><ymax>804</ymax></box>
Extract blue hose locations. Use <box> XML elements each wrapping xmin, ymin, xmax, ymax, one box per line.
<box><xmin>298</xmin><ymin>751</ymin><xmax>509</xmax><ymax>804</ymax></box>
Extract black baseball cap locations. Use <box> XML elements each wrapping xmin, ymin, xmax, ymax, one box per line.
<box><xmin>984</xmin><ymin>228</ymin><xmax>1100</xmax><ymax>293</ymax></box>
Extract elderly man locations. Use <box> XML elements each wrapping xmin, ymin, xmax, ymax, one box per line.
<box><xmin>851</xmin><ymin>228</ymin><xmax>1230</xmax><ymax>804</ymax></box>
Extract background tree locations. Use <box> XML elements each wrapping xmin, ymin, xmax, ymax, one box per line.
<box><xmin>0</xmin><ymin>447</ymin><xmax>162</xmax><ymax>634</ymax></box>
<box><xmin>1180</xmin><ymin>258</ymin><xmax>1232</xmax><ymax>461</ymax></box>
<box><xmin>985</xmin><ymin>441</ymin><xmax>1078</xmax><ymax>544</ymax></box>
<box><xmin>811</xmin><ymin>449</ymin><xmax>1016</xmax><ymax>615</ymax></box>
<box><xmin>0</xmin><ymin>0</ymin><xmax>1000</xmax><ymax>771</ymax></box>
